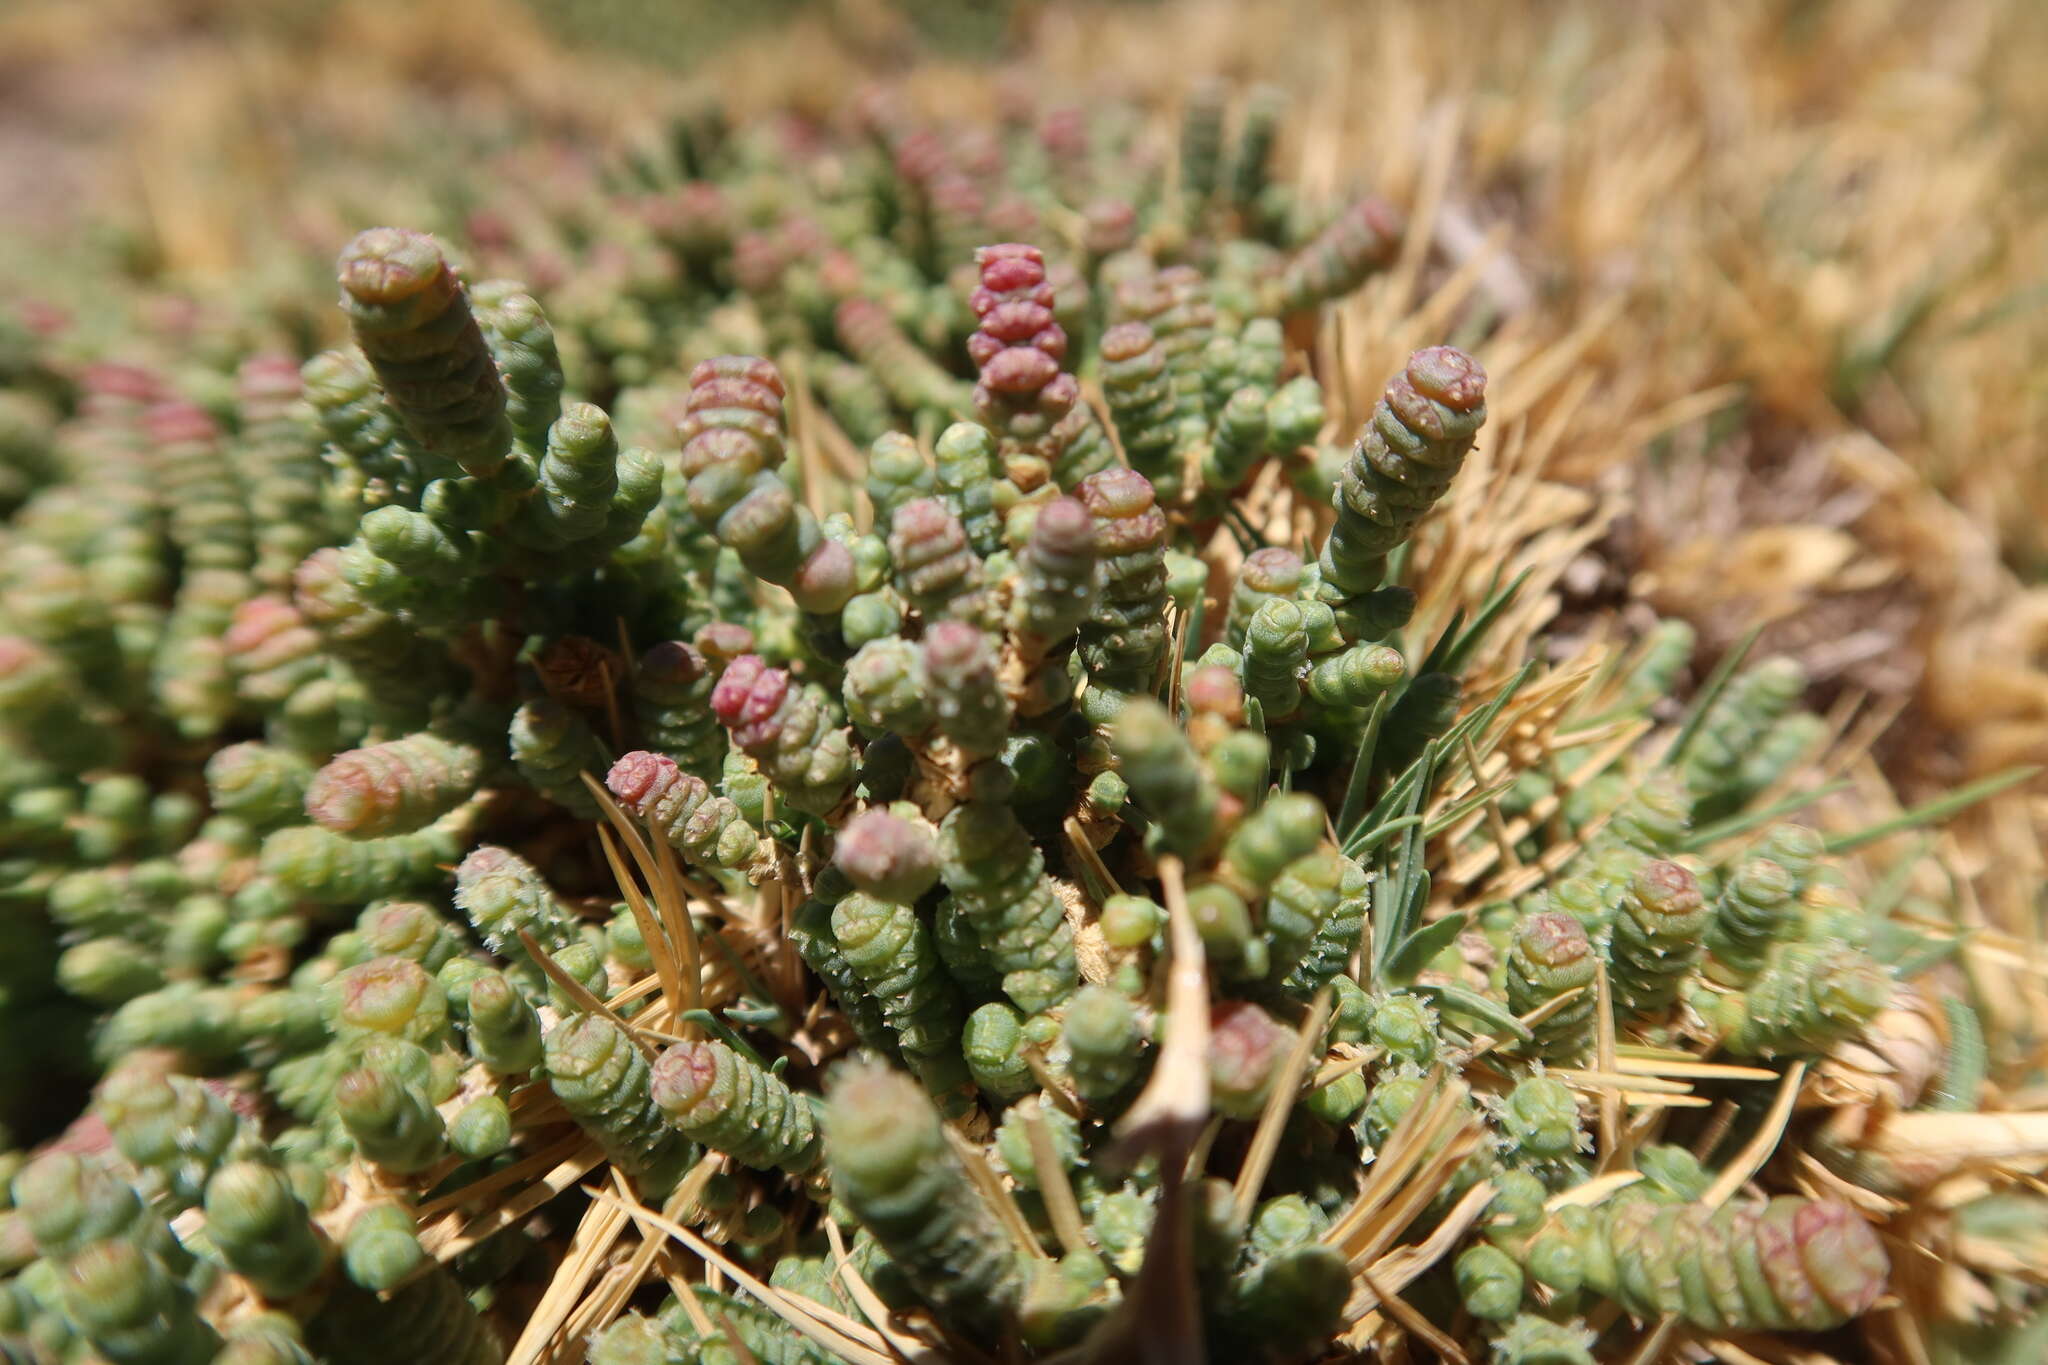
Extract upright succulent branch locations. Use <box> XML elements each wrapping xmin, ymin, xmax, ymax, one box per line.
<box><xmin>336</xmin><ymin>228</ymin><xmax>511</xmax><ymax>478</ymax></box>
<box><xmin>1319</xmin><ymin>346</ymin><xmax>1487</xmax><ymax>640</ymax></box>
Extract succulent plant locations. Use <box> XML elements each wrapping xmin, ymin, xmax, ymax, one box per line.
<box><xmin>0</xmin><ymin>66</ymin><xmax>2022</xmax><ymax>1365</ymax></box>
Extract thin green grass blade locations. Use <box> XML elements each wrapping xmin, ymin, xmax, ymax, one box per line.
<box><xmin>1336</xmin><ymin>690</ymin><xmax>1394</xmax><ymax>842</ymax></box>
<box><xmin>1658</xmin><ymin>624</ymin><xmax>1762</xmax><ymax>770</ymax></box>
<box><xmin>1825</xmin><ymin>766</ymin><xmax>2040</xmax><ymax>854</ymax></box>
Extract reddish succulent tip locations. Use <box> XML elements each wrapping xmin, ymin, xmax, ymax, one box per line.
<box><xmin>1347</xmin><ymin>195</ymin><xmax>1405</xmax><ymax>245</ymax></box>
<box><xmin>710</xmin><ymin>656</ymin><xmax>788</xmax><ymax>745</ymax></box>
<box><xmin>236</xmin><ymin>354</ymin><xmax>303</xmax><ymax>404</ymax></box>
<box><xmin>1634</xmin><ymin>860</ymin><xmax>1702</xmax><ymax>918</ymax></box>
<box><xmin>889</xmin><ymin>496</ymin><xmax>954</xmax><ymax>546</ymax></box>
<box><xmin>1518</xmin><ymin>912</ymin><xmax>1592</xmax><ymax>967</ymax></box>
<box><xmin>337</xmin><ymin>956</ymin><xmax>434</xmax><ymax>1029</ymax></box>
<box><xmin>0</xmin><ymin>635</ymin><xmax>43</xmax><ymax>677</ymax></box>
<box><xmin>1028</xmin><ymin>496</ymin><xmax>1094</xmax><ymax>554</ymax></box>
<box><xmin>605</xmin><ymin>751</ymin><xmax>674</xmax><ymax>807</ymax></box>
<box><xmin>686</xmin><ymin>354</ymin><xmax>784</xmax><ymax>402</ymax></box>
<box><xmin>1098</xmin><ymin>321</ymin><xmax>1157</xmax><ymax>363</ymax></box>
<box><xmin>1076</xmin><ymin>466</ymin><xmax>1157</xmax><ymax>519</ymax></box>
<box><xmin>892</xmin><ymin>129</ymin><xmax>949</xmax><ymax>183</ymax></box>
<box><xmin>976</xmin><ymin>345</ymin><xmax>1058</xmax><ymax>397</ymax></box>
<box><xmin>692</xmin><ymin>621</ymin><xmax>756</xmax><ymax>662</ymax></box>
<box><xmin>975</xmin><ymin>243</ymin><xmax>1046</xmax><ymax>291</ymax></box>
<box><xmin>984</xmin><ymin>299</ymin><xmax>1058</xmax><ymax>339</ymax></box>
<box><xmin>639</xmin><ymin>640</ymin><xmax>709</xmax><ymax>687</ymax></box>
<box><xmin>454</xmin><ymin>844</ymin><xmax>519</xmax><ymax>882</ymax></box>
<box><xmin>1208</xmin><ymin>1000</ymin><xmax>1293</xmax><ymax>1114</ymax></box>
<box><xmin>921</xmin><ymin>619</ymin><xmax>987</xmax><ymax>673</ymax></box>
<box><xmin>337</xmin><ymin>227</ymin><xmax>447</xmax><ymax>304</ymax></box>
<box><xmin>1405</xmin><ymin>346</ymin><xmax>1487</xmax><ymax>411</ymax></box>
<box><xmin>1793</xmin><ymin>1199</ymin><xmax>1889</xmax><ymax>1317</ymax></box>
<box><xmin>1238</xmin><ymin>546</ymin><xmax>1305</xmax><ymax>590</ymax></box>
<box><xmin>1183</xmin><ymin>665</ymin><xmax>1246</xmax><ymax>720</ymax></box>
<box><xmin>791</xmin><ymin>538</ymin><xmax>857</xmax><ymax>609</ymax></box>
<box><xmin>834</xmin><ymin>807</ymin><xmax>939</xmax><ymax>901</ymax></box>
<box><xmin>80</xmin><ymin>362</ymin><xmax>161</xmax><ymax>403</ymax></box>
<box><xmin>650</xmin><ymin>1042</ymin><xmax>721</xmax><ymax>1113</ymax></box>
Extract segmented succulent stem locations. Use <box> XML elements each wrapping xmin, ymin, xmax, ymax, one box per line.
<box><xmin>835</xmin><ymin>298</ymin><xmax>968</xmax><ymax>421</ymax></box>
<box><xmin>835</xmin><ymin>807</ymin><xmax>941</xmax><ymax>903</ymax></box>
<box><xmin>825</xmin><ymin>1061</ymin><xmax>1023</xmax><ymax>1336</ymax></box>
<box><xmin>1605</xmin><ymin>860</ymin><xmax>1708</xmax><ymax>1018</ymax></box>
<box><xmin>336</xmin><ymin>228</ymin><xmax>511</xmax><ymax>477</ymax></box>
<box><xmin>889</xmin><ymin>497</ymin><xmax>990</xmax><ymax>626</ymax></box>
<box><xmin>1527</xmin><ymin>1196</ymin><xmax>1887</xmax><ymax>1332</ymax></box>
<box><xmin>1179</xmin><ymin>80</ymin><xmax>1228</xmax><ymax>210</ymax></box>
<box><xmin>464</xmin><ymin>970</ymin><xmax>543</xmax><ymax>1074</ymax></box>
<box><xmin>453</xmin><ymin>844</ymin><xmax>580</xmax><ymax>959</ymax></box>
<box><xmin>1010</xmin><ymin>495</ymin><xmax>1099</xmax><ymax>654</ymax></box>
<box><xmin>932</xmin><ymin>420</ymin><xmax>1005</xmax><ymax>557</ymax></box>
<box><xmin>832</xmin><ymin>890</ymin><xmax>974</xmax><ymax>1110</ymax></box>
<box><xmin>472</xmin><ymin>282</ymin><xmax>564</xmax><ymax>449</ymax></box>
<box><xmin>650</xmin><ymin>1040</ymin><xmax>820</xmax><ymax>1173</ymax></box>
<box><xmin>1318</xmin><ymin>347</ymin><xmax>1486</xmax><ymax>636</ymax></box>
<box><xmin>1268</xmin><ymin>849</ymin><xmax>1370</xmax><ymax>999</ymax></box>
<box><xmin>1268</xmin><ymin>197</ymin><xmax>1403</xmax><ymax>315</ymax></box>
<box><xmin>629</xmin><ymin>640</ymin><xmax>726</xmax><ymax>778</ymax></box>
<box><xmin>308</xmin><ymin>1268</ymin><xmax>500</xmax><ymax>1365</ymax></box>
<box><xmin>60</xmin><ymin>1237</ymin><xmax>220</xmax><ymax>1365</ymax></box>
<box><xmin>509</xmin><ymin>699</ymin><xmax>608</xmax><ymax>818</ymax></box>
<box><xmin>962</xmin><ymin>1001</ymin><xmax>1039</xmax><ymax>1099</ymax></box>
<box><xmin>1716</xmin><ymin>943</ymin><xmax>1892</xmax><ymax>1059</ymax></box>
<box><xmin>261</xmin><ymin>815</ymin><xmax>467</xmax><ymax>905</ymax></box>
<box><xmin>1305</xmin><ymin>642</ymin><xmax>1406</xmax><ymax>709</ymax></box>
<box><xmin>1506</xmin><ymin>912</ymin><xmax>1598</xmax><ymax>1061</ymax></box>
<box><xmin>1229</xmin><ymin>84</ymin><xmax>1286</xmax><ymax>212</ymax></box>
<box><xmin>1219</xmin><ymin>792</ymin><xmax>1326</xmax><ymax>897</ymax></box>
<box><xmin>96</xmin><ymin>1068</ymin><xmax>244</xmax><ymax>1209</ymax></box>
<box><xmin>924</xmin><ymin>622</ymin><xmax>1013</xmax><ymax>759</ymax></box>
<box><xmin>710</xmin><ymin>654</ymin><xmax>855</xmax><ymax>815</ymax></box>
<box><xmin>865</xmin><ymin>431</ymin><xmax>934</xmax><ymax>526</ymax></box>
<box><xmin>1599</xmin><ymin>773</ymin><xmax>1692</xmax><ymax>857</ymax></box>
<box><xmin>1455</xmin><ymin>1243</ymin><xmax>1525</xmax><ymax>1321</ymax></box>
<box><xmin>305</xmin><ymin>732</ymin><xmax>483</xmax><ymax>837</ymax></box>
<box><xmin>675</xmin><ymin>357</ymin><xmax>856</xmax><ymax>614</ymax></box>
<box><xmin>605</xmin><ymin>751</ymin><xmax>755</xmax><ymax>870</ymax></box>
<box><xmin>1215</xmin><ymin>1241</ymin><xmax>1351</xmax><ymax>1357</ymax></box>
<box><xmin>202</xmin><ymin>1163</ymin><xmax>325</xmax><ymax>1299</ymax></box>
<box><xmin>1242</xmin><ymin>597</ymin><xmax>1309</xmax><ymax>722</ymax></box>
<box><xmin>1702</xmin><ymin>855</ymin><xmax>1800</xmax><ymax>987</ymax></box>
<box><xmin>204</xmin><ymin>742</ymin><xmax>315</xmax><ymax>829</ymax></box>
<box><xmin>787</xmin><ymin>871</ymin><xmax>899</xmax><ymax>1062</ymax></box>
<box><xmin>341</xmin><ymin>1203</ymin><xmax>424</xmax><ymax>1292</ymax></box>
<box><xmin>543</xmin><ymin>1014</ymin><xmax>696</xmax><ymax>1197</ymax></box>
<box><xmin>1492</xmin><ymin>1315</ymin><xmax>1596</xmax><ymax>1365</ymax></box>
<box><xmin>1063</xmin><ymin>985</ymin><xmax>1143</xmax><ymax>1102</ymax></box>
<box><xmin>842</xmin><ymin>636</ymin><xmax>932</xmax><ymax>737</ymax></box>
<box><xmin>968</xmin><ymin>243</ymin><xmax>1115</xmax><ymax>487</ymax></box>
<box><xmin>1099</xmin><ymin>322</ymin><xmax>1185</xmax><ymax>497</ymax></box>
<box><xmin>336</xmin><ymin>1064</ymin><xmax>447</xmax><ymax>1174</ymax></box>
<box><xmin>1076</xmin><ymin>468</ymin><xmax>1170</xmax><ymax>695</ymax></box>
<box><xmin>1111</xmin><ymin>697</ymin><xmax>1223</xmax><ymax>860</ymax></box>
<box><xmin>1224</xmin><ymin>547</ymin><xmax>1305</xmax><ymax>649</ymax></box>
<box><xmin>937</xmin><ymin>796</ymin><xmax>1077</xmax><ymax>1015</ymax></box>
